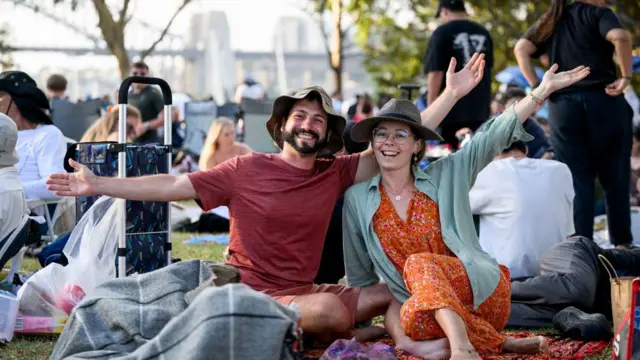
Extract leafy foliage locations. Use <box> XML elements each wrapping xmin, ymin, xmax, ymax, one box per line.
<box><xmin>348</xmin><ymin>0</ymin><xmax>639</xmax><ymax>96</ymax></box>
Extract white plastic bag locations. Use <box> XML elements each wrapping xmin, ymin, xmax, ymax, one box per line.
<box><xmin>17</xmin><ymin>196</ymin><xmax>125</xmax><ymax>317</ymax></box>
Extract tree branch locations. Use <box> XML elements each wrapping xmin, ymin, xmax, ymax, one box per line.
<box><xmin>118</xmin><ymin>0</ymin><xmax>131</xmax><ymax>26</ymax></box>
<box><xmin>312</xmin><ymin>9</ymin><xmax>332</xmax><ymax>58</ymax></box>
<box><xmin>12</xmin><ymin>0</ymin><xmax>102</xmax><ymax>46</ymax></box>
<box><xmin>316</xmin><ymin>0</ymin><xmax>328</xmax><ymax>12</ymax></box>
<box><xmin>139</xmin><ymin>0</ymin><xmax>192</xmax><ymax>60</ymax></box>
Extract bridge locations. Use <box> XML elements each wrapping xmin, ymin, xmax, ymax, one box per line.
<box><xmin>1</xmin><ymin>0</ymin><xmax>373</xmax><ymax>100</ymax></box>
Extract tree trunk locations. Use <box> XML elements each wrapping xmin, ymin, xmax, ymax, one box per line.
<box><xmin>91</xmin><ymin>0</ymin><xmax>130</xmax><ymax>79</ymax></box>
<box><xmin>330</xmin><ymin>0</ymin><xmax>343</xmax><ymax>96</ymax></box>
<box><xmin>114</xmin><ymin>42</ymin><xmax>130</xmax><ymax>80</ymax></box>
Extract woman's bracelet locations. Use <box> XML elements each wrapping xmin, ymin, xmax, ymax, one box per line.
<box><xmin>530</xmin><ymin>91</ymin><xmax>545</xmax><ymax>106</ymax></box>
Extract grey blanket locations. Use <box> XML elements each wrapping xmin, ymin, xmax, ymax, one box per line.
<box><xmin>50</xmin><ymin>260</ymin><xmax>301</xmax><ymax>360</ymax></box>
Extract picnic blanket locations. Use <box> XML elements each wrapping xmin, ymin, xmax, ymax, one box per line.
<box><xmin>304</xmin><ymin>332</ymin><xmax>610</xmax><ymax>359</ymax></box>
<box><xmin>50</xmin><ymin>260</ymin><xmax>302</xmax><ymax>360</ymax></box>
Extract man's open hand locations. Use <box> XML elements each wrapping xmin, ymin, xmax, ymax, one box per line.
<box><xmin>46</xmin><ymin>159</ymin><xmax>98</xmax><ymax>197</ymax></box>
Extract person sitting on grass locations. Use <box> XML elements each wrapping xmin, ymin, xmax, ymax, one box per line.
<box><xmin>343</xmin><ymin>59</ymin><xmax>590</xmax><ymax>359</ymax></box>
<box><xmin>46</xmin><ymin>54</ymin><xmax>488</xmax><ymax>345</ymax></box>
<box><xmin>0</xmin><ymin>113</ymin><xmax>30</xmax><ymax>270</ymax></box>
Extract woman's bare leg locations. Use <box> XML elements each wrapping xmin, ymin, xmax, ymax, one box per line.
<box><xmin>502</xmin><ymin>336</ymin><xmax>548</xmax><ymax>354</ymax></box>
<box><xmin>385</xmin><ymin>299</ymin><xmax>450</xmax><ymax>359</ymax></box>
<box><xmin>434</xmin><ymin>309</ymin><xmax>481</xmax><ymax>360</ymax></box>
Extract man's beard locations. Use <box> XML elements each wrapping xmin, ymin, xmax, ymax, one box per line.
<box><xmin>282</xmin><ymin>128</ymin><xmax>328</xmax><ymax>156</ymax></box>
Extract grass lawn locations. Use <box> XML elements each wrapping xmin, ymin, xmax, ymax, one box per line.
<box><xmin>1</xmin><ymin>232</ymin><xmax>227</xmax><ymax>360</ymax></box>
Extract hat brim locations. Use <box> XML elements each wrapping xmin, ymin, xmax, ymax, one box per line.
<box><xmin>350</xmin><ymin>115</ymin><xmax>444</xmax><ymax>143</ymax></box>
<box><xmin>266</xmin><ymin>90</ymin><xmax>345</xmax><ymax>155</ymax></box>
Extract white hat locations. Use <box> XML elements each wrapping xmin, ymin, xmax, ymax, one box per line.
<box><xmin>0</xmin><ymin>113</ymin><xmax>18</xmax><ymax>166</ymax></box>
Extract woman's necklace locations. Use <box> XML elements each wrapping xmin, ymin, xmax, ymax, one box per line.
<box><xmin>385</xmin><ymin>185</ymin><xmax>408</xmax><ymax>201</ymax></box>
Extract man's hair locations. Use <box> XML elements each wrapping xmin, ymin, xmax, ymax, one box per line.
<box><xmin>535</xmin><ymin>116</ymin><xmax>549</xmax><ymax>126</ymax></box>
<box><xmin>502</xmin><ymin>140</ymin><xmax>527</xmax><ymax>154</ymax></box>
<box><xmin>46</xmin><ymin>74</ymin><xmax>68</xmax><ymax>92</ymax></box>
<box><xmin>285</xmin><ymin>92</ymin><xmax>324</xmax><ymax>119</ymax></box>
<box><xmin>131</xmin><ymin>61</ymin><xmax>149</xmax><ymax>71</ymax></box>
<box><xmin>634</xmin><ymin>126</ymin><xmax>640</xmax><ymax>143</ymax></box>
<box><xmin>503</xmin><ymin>88</ymin><xmax>527</xmax><ymax>105</ymax></box>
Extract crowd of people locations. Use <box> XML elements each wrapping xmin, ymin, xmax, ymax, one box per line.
<box><xmin>1</xmin><ymin>0</ymin><xmax>639</xmax><ymax>358</ymax></box>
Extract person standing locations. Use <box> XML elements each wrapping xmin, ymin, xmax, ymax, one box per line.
<box><xmin>127</xmin><ymin>61</ymin><xmax>164</xmax><ymax>144</ymax></box>
<box><xmin>424</xmin><ymin>0</ymin><xmax>494</xmax><ymax>149</ymax></box>
<box><xmin>515</xmin><ymin>0</ymin><xmax>634</xmax><ymax>248</ymax></box>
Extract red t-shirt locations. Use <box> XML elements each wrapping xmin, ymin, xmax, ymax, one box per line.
<box><xmin>187</xmin><ymin>152</ymin><xmax>360</xmax><ymax>291</ymax></box>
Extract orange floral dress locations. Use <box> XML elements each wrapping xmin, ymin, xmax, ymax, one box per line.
<box><xmin>372</xmin><ymin>186</ymin><xmax>511</xmax><ymax>354</ymax></box>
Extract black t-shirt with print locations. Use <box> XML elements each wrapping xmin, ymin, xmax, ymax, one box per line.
<box><xmin>129</xmin><ymin>85</ymin><xmax>164</xmax><ymax>144</ymax></box>
<box><xmin>523</xmin><ymin>2</ymin><xmax>625</xmax><ymax>94</ymax></box>
<box><xmin>424</xmin><ymin>19</ymin><xmax>494</xmax><ymax>124</ymax></box>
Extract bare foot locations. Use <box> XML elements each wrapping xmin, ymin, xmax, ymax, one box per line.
<box><xmin>396</xmin><ymin>337</ymin><xmax>450</xmax><ymax>359</ymax></box>
<box><xmin>502</xmin><ymin>336</ymin><xmax>548</xmax><ymax>354</ymax></box>
<box><xmin>450</xmin><ymin>348</ymin><xmax>482</xmax><ymax>360</ymax></box>
<box><xmin>354</xmin><ymin>325</ymin><xmax>387</xmax><ymax>342</ymax></box>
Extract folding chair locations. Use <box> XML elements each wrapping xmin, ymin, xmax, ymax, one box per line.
<box><xmin>0</xmin><ymin>215</ymin><xmax>30</xmax><ymax>281</ymax></box>
<box><xmin>181</xmin><ymin>100</ymin><xmax>218</xmax><ymax>158</ymax></box>
<box><xmin>241</xmin><ymin>98</ymin><xmax>279</xmax><ymax>153</ymax></box>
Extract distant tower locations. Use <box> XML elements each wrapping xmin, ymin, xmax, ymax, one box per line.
<box><xmin>184</xmin><ymin>11</ymin><xmax>236</xmax><ymax>101</ymax></box>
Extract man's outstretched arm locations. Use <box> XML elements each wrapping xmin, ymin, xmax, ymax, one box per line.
<box><xmin>47</xmin><ymin>158</ymin><xmax>197</xmax><ymax>202</ymax></box>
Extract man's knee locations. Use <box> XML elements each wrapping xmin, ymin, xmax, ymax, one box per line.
<box><xmin>296</xmin><ymin>293</ymin><xmax>351</xmax><ymax>334</ymax></box>
<box><xmin>355</xmin><ymin>284</ymin><xmax>393</xmax><ymax>323</ymax></box>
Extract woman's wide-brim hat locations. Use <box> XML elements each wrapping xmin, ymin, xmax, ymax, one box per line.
<box><xmin>266</xmin><ymin>86</ymin><xmax>346</xmax><ymax>155</ymax></box>
<box><xmin>350</xmin><ymin>98</ymin><xmax>444</xmax><ymax>143</ymax></box>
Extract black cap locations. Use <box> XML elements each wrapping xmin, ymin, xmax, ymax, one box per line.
<box><xmin>0</xmin><ymin>71</ymin><xmax>52</xmax><ymax>125</ymax></box>
<box><xmin>435</xmin><ymin>0</ymin><xmax>467</xmax><ymax>18</ymax></box>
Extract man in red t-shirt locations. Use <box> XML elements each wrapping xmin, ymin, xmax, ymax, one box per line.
<box><xmin>46</xmin><ymin>56</ymin><xmax>488</xmax><ymax>344</ymax></box>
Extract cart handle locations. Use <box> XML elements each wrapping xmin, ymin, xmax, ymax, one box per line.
<box><xmin>118</xmin><ymin>76</ymin><xmax>172</xmax><ymax>105</ymax></box>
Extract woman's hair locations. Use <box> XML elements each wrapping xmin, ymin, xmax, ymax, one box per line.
<box><xmin>80</xmin><ymin>104</ymin><xmax>141</xmax><ymax>142</ymax></box>
<box><xmin>199</xmin><ymin>117</ymin><xmax>236</xmax><ymax>170</ymax></box>
<box><xmin>411</xmin><ymin>129</ymin><xmax>427</xmax><ymax>168</ymax></box>
<box><xmin>529</xmin><ymin>0</ymin><xmax>568</xmax><ymax>44</ymax></box>
<box><xmin>502</xmin><ymin>140</ymin><xmax>527</xmax><ymax>155</ymax></box>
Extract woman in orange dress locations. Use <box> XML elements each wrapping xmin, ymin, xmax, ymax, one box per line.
<box><xmin>343</xmin><ymin>57</ymin><xmax>590</xmax><ymax>359</ymax></box>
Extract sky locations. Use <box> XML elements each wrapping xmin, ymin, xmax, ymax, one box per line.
<box><xmin>0</xmin><ymin>0</ymin><xmax>309</xmax><ymax>72</ymax></box>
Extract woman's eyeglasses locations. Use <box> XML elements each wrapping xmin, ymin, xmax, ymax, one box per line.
<box><xmin>372</xmin><ymin>128</ymin><xmax>412</xmax><ymax>144</ymax></box>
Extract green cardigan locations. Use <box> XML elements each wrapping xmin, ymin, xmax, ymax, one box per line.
<box><xmin>342</xmin><ymin>107</ymin><xmax>533</xmax><ymax>309</ymax></box>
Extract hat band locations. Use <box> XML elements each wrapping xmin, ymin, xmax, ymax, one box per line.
<box><xmin>377</xmin><ymin>112</ymin><xmax>419</xmax><ymax>124</ymax></box>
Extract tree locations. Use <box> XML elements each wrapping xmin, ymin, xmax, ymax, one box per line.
<box><xmin>348</xmin><ymin>0</ymin><xmax>640</xmax><ymax>96</ymax></box>
<box><xmin>0</xmin><ymin>26</ymin><xmax>12</xmax><ymax>70</ymax></box>
<box><xmin>308</xmin><ymin>0</ymin><xmax>358</xmax><ymax>96</ymax></box>
<box><xmin>13</xmin><ymin>0</ymin><xmax>193</xmax><ymax>79</ymax></box>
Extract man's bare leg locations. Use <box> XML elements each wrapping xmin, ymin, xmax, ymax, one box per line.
<box><xmin>385</xmin><ymin>299</ymin><xmax>450</xmax><ymax>359</ymax></box>
<box><xmin>352</xmin><ymin>284</ymin><xmax>393</xmax><ymax>342</ymax></box>
<box><xmin>290</xmin><ymin>293</ymin><xmax>352</xmax><ymax>343</ymax></box>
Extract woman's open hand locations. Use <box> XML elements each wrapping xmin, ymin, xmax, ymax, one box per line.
<box><xmin>445</xmin><ymin>53</ymin><xmax>486</xmax><ymax>100</ymax></box>
<box><xmin>537</xmin><ymin>64</ymin><xmax>590</xmax><ymax>98</ymax></box>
